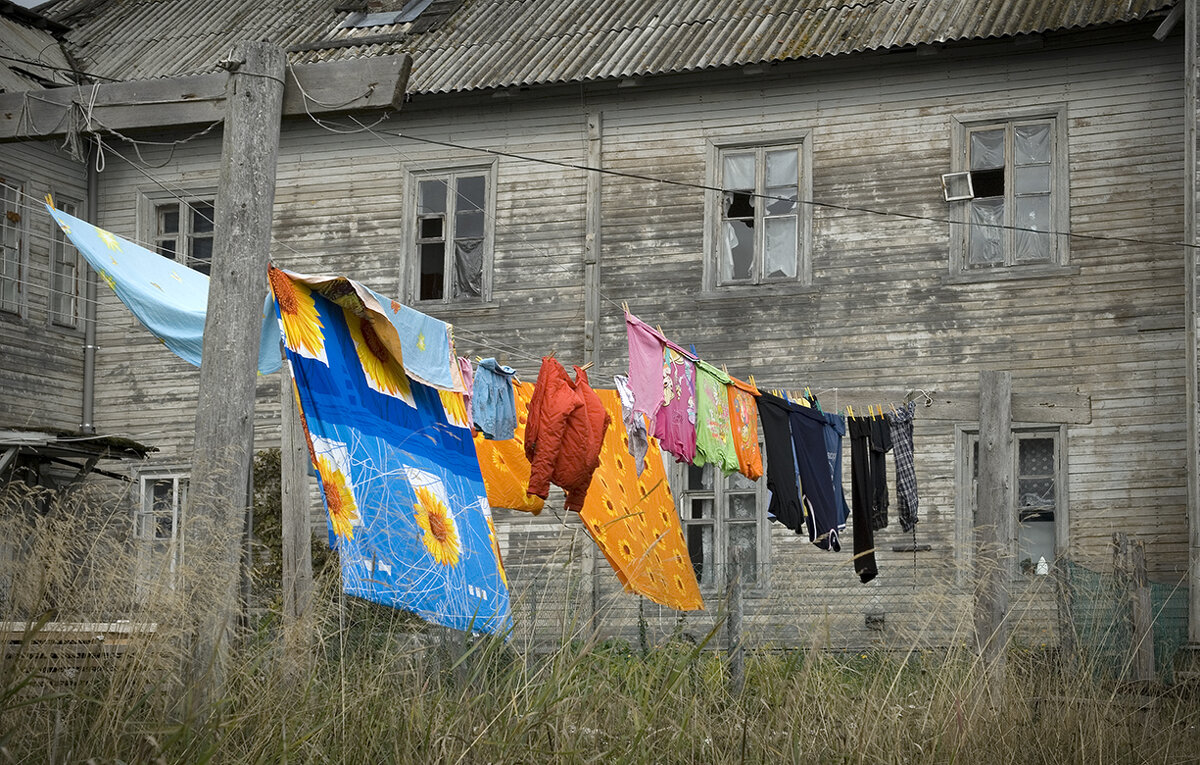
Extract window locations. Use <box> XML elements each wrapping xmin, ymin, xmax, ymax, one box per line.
<box><xmin>1</xmin><ymin>181</ymin><xmax>25</xmax><ymax>315</ymax></box>
<box><xmin>153</xmin><ymin>199</ymin><xmax>214</xmax><ymax>275</ymax></box>
<box><xmin>410</xmin><ymin>168</ymin><xmax>492</xmax><ymax>303</ymax></box>
<box><xmin>949</xmin><ymin>112</ymin><xmax>1068</xmax><ymax>272</ymax></box>
<box><xmin>708</xmin><ymin>137</ymin><xmax>811</xmax><ymax>289</ymax></box>
<box><xmin>678</xmin><ymin>462</ymin><xmax>767</xmax><ymax>589</ymax></box>
<box><xmin>135</xmin><ymin>473</ymin><xmax>187</xmax><ymax>594</ymax></box>
<box><xmin>50</xmin><ymin>198</ymin><xmax>81</xmax><ymax>328</ymax></box>
<box><xmin>964</xmin><ymin>428</ymin><xmax>1064</xmax><ymax>576</ymax></box>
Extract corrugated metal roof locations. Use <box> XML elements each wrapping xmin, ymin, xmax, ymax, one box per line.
<box><xmin>0</xmin><ymin>4</ymin><xmax>76</xmax><ymax>92</ymax></box>
<box><xmin>37</xmin><ymin>0</ymin><xmax>1179</xmax><ymax>94</ymax></box>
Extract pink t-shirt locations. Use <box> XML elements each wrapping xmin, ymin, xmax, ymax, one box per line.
<box><xmin>624</xmin><ymin>311</ymin><xmax>667</xmax><ymax>419</ymax></box>
<box><xmin>653</xmin><ymin>341</ymin><xmax>697</xmax><ymax>463</ymax></box>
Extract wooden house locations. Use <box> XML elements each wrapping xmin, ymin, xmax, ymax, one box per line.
<box><xmin>2</xmin><ymin>0</ymin><xmax>1197</xmax><ymax>656</ymax></box>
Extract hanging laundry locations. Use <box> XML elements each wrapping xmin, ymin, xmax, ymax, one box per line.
<box><xmin>457</xmin><ymin>356</ymin><xmax>475</xmax><ymax>413</ymax></box>
<box><xmin>693</xmin><ymin>360</ymin><xmax>740</xmax><ymax>474</ymax></box>
<box><xmin>869</xmin><ymin>417</ymin><xmax>892</xmax><ymax>531</ymax></box>
<box><xmin>614</xmin><ymin>374</ymin><xmax>649</xmax><ymax>475</ymax></box>
<box><xmin>580</xmin><ymin>389</ymin><xmax>704</xmax><ymax>611</ymax></box>
<box><xmin>524</xmin><ymin>357</ymin><xmax>611</xmax><ymax>512</ymax></box>
<box><xmin>848</xmin><ymin>416</ymin><xmax>879</xmax><ymax>584</ymax></box>
<box><xmin>474</xmin><ymin>381</ymin><xmax>545</xmax><ymax>514</ymax></box>
<box><xmin>727</xmin><ymin>375</ymin><xmax>764</xmax><ymax>481</ymax></box>
<box><xmin>821</xmin><ymin>410</ymin><xmax>852</xmax><ymax>529</ymax></box>
<box><xmin>788</xmin><ymin>404</ymin><xmax>842</xmax><ymax>551</ymax></box>
<box><xmin>270</xmin><ymin>267</ymin><xmax>510</xmax><ymax>635</ymax></box>
<box><xmin>653</xmin><ymin>341</ymin><xmax>698</xmax><ymax>463</ymax></box>
<box><xmin>624</xmin><ymin>310</ymin><xmax>668</xmax><ymax>418</ymax></box>
<box><xmin>887</xmin><ymin>401</ymin><xmax>919</xmax><ymax>533</ymax></box>
<box><xmin>471</xmin><ymin>357</ymin><xmax>518</xmax><ymax>440</ymax></box>
<box><xmin>756</xmin><ymin>392</ymin><xmax>804</xmax><ymax>533</ymax></box>
<box><xmin>46</xmin><ymin>204</ymin><xmax>281</xmax><ymax>374</ymax></box>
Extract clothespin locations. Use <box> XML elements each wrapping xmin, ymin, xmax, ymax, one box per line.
<box><xmin>44</xmin><ymin>193</ymin><xmax>55</xmax><ymax>208</ymax></box>
<box><xmin>847</xmin><ymin>405</ymin><xmax>854</xmax><ymax>418</ymax></box>
<box><xmin>748</xmin><ymin>374</ymin><xmax>756</xmax><ymax>388</ymax></box>
<box><xmin>580</xmin><ymin>361</ymin><xmax>594</xmax><ymax>371</ymax></box>
<box><xmin>622</xmin><ymin>300</ymin><xmax>629</xmax><ymax>313</ymax></box>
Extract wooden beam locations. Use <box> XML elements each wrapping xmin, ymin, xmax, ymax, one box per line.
<box><xmin>0</xmin><ymin>53</ymin><xmax>411</xmax><ymax>142</ymax></box>
<box><xmin>1187</xmin><ymin>0</ymin><xmax>1200</xmax><ymax>647</ymax></box>
<box><xmin>280</xmin><ymin>358</ymin><xmax>314</xmax><ymax>674</ymax></box>
<box><xmin>974</xmin><ymin>370</ymin><xmax>1013</xmax><ymax>708</ymax></box>
<box><xmin>185</xmin><ymin>40</ymin><xmax>286</xmax><ymax>708</ymax></box>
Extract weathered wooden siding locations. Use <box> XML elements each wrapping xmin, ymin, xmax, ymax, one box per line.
<box><xmin>0</xmin><ymin>141</ymin><xmax>88</xmax><ymax>433</ymax></box>
<box><xmin>81</xmin><ymin>21</ymin><xmax>1186</xmax><ymax>647</ymax></box>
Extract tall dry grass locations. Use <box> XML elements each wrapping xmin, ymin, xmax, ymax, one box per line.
<box><xmin>0</xmin><ymin>480</ymin><xmax>1197</xmax><ymax>764</ymax></box>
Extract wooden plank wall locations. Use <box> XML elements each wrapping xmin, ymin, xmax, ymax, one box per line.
<box><xmin>79</xmin><ymin>22</ymin><xmax>1187</xmax><ymax>647</ymax></box>
<box><xmin>0</xmin><ymin>141</ymin><xmax>88</xmax><ymax>433</ymax></box>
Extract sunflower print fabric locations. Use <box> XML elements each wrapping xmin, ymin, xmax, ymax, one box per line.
<box><xmin>473</xmin><ymin>381</ymin><xmax>545</xmax><ymax>514</ymax></box>
<box><xmin>272</xmin><ymin>269</ymin><xmax>510</xmax><ymax>635</ymax></box>
<box><xmin>580</xmin><ymin>389</ymin><xmax>704</xmax><ymax>611</ymax></box>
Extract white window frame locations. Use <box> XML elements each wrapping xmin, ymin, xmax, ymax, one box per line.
<box><xmin>703</xmin><ymin>130</ymin><xmax>813</xmax><ymax>291</ymax></box>
<box><xmin>49</xmin><ymin>196</ymin><xmax>82</xmax><ymax>329</ymax></box>
<box><xmin>955</xmin><ymin>424</ymin><xmax>1069</xmax><ymax>583</ymax></box>
<box><xmin>673</xmin><ymin>459</ymin><xmax>770</xmax><ymax>594</ymax></box>
<box><xmin>1</xmin><ymin>179</ymin><xmax>27</xmax><ymax>317</ymax></box>
<box><xmin>404</xmin><ymin>161</ymin><xmax>497</xmax><ymax>305</ymax></box>
<box><xmin>134</xmin><ymin>470</ymin><xmax>188</xmax><ymax>594</ymax></box>
<box><xmin>138</xmin><ymin>188</ymin><xmax>217</xmax><ymax>276</ymax></box>
<box><xmin>948</xmin><ymin>107</ymin><xmax>1070</xmax><ymax>275</ymax></box>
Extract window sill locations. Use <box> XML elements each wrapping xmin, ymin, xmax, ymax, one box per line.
<box><xmin>410</xmin><ymin>300</ymin><xmax>499</xmax><ymax>316</ymax></box>
<box><xmin>941</xmin><ymin>264</ymin><xmax>1079</xmax><ymax>285</ymax></box>
<box><xmin>696</xmin><ymin>282</ymin><xmax>817</xmax><ymax>302</ymax></box>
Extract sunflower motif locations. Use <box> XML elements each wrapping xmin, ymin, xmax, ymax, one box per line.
<box><xmin>99</xmin><ymin>270</ymin><xmax>117</xmax><ymax>292</ymax></box>
<box><xmin>316</xmin><ymin>455</ymin><xmax>358</xmax><ymax>541</ymax></box>
<box><xmin>439</xmin><ymin>390</ymin><xmax>470</xmax><ymax>428</ymax></box>
<box><xmin>269</xmin><ymin>267</ymin><xmax>326</xmax><ymax>361</ymax></box>
<box><xmin>96</xmin><ymin>228</ymin><xmax>122</xmax><ymax>252</ymax></box>
<box><xmin>486</xmin><ymin>514</ymin><xmax>507</xmax><ymax>588</ymax></box>
<box><xmin>414</xmin><ymin>486</ymin><xmax>460</xmax><ymax>567</ymax></box>
<box><xmin>346</xmin><ymin>310</ymin><xmax>412</xmax><ymax>401</ymax></box>
<box><xmin>617</xmin><ymin>538</ymin><xmax>636</xmax><ymax>564</ymax></box>
<box><xmin>490</xmin><ymin>449</ymin><xmax>506</xmax><ymax>471</ymax></box>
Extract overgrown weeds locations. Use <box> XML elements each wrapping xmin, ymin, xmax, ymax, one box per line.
<box><xmin>1</xmin><ymin>482</ymin><xmax>1198</xmax><ymax>763</ymax></box>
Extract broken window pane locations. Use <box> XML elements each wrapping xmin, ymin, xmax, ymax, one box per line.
<box><xmin>418</xmin><ymin>180</ymin><xmax>446</xmax><ymax>215</ymax></box>
<box><xmin>419</xmin><ymin>242</ymin><xmax>445</xmax><ymax>300</ymax></box>
<box><xmin>722</xmin><ymin>220</ymin><xmax>755</xmax><ymax>281</ymax></box>
<box><xmin>453</xmin><ymin>238</ymin><xmax>483</xmax><ymax>298</ymax></box>
<box><xmin>764</xmin><ymin>185</ymin><xmax>797</xmax><ymax>215</ymax></box>
<box><xmin>970</xmin><ymin>168</ymin><xmax>1005</xmax><ymax>198</ymax></box>
<box><xmin>1015</xmin><ymin>123</ymin><xmax>1051</xmax><ymax>165</ymax></box>
<box><xmin>970</xmin><ymin>129</ymin><xmax>1005</xmax><ymax>170</ymax></box>
<box><xmin>457</xmin><ymin>175</ymin><xmax>485</xmax><ymax>211</ymax></box>
<box><xmin>723</xmin><ymin>190</ymin><xmax>754</xmax><ymax>219</ymax></box>
<box><xmin>690</xmin><ymin>497</ymin><xmax>713</xmax><ymax>520</ymax></box>
<box><xmin>763</xmin><ymin>216</ymin><xmax>797</xmax><ymax>279</ymax></box>
<box><xmin>968</xmin><ymin>197</ymin><xmax>1004</xmax><ymax>265</ymax></box>
<box><xmin>723</xmin><ymin>153</ymin><xmax>754</xmax><ymax>190</ymax></box>
<box><xmin>687</xmin><ymin>523</ymin><xmax>713</xmax><ymax>587</ymax></box>
<box><xmin>419</xmin><ymin>216</ymin><xmax>444</xmax><ymax>239</ymax></box>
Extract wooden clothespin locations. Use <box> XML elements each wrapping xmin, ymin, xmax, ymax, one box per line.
<box><xmin>748</xmin><ymin>374</ymin><xmax>756</xmax><ymax>388</ymax></box>
<box><xmin>580</xmin><ymin>361</ymin><xmax>594</xmax><ymax>371</ymax></box>
<box><xmin>622</xmin><ymin>300</ymin><xmax>629</xmax><ymax>313</ymax></box>
<box><xmin>44</xmin><ymin>193</ymin><xmax>55</xmax><ymax>208</ymax></box>
<box><xmin>847</xmin><ymin>404</ymin><xmax>854</xmax><ymax>418</ymax></box>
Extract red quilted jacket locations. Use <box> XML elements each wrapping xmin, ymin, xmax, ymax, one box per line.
<box><xmin>524</xmin><ymin>357</ymin><xmax>611</xmax><ymax>512</ymax></box>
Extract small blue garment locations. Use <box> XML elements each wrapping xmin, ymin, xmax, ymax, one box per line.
<box><xmin>470</xmin><ymin>358</ymin><xmax>517</xmax><ymax>440</ymax></box>
<box><xmin>369</xmin><ymin>286</ymin><xmax>459</xmax><ymax>390</ymax></box>
<box><xmin>45</xmin><ymin>204</ymin><xmax>281</xmax><ymax>374</ymax></box>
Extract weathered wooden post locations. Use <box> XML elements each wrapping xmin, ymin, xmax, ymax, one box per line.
<box><xmin>280</xmin><ymin>362</ymin><xmax>314</xmax><ymax>672</ymax></box>
<box><xmin>186</xmin><ymin>40</ymin><xmax>285</xmax><ymax>706</ymax></box>
<box><xmin>727</xmin><ymin>551</ymin><xmax>744</xmax><ymax>695</ymax></box>
<box><xmin>974</xmin><ymin>370</ymin><xmax>1013</xmax><ymax>707</ymax></box>
<box><xmin>1114</xmin><ymin>533</ymin><xmax>1157</xmax><ymax>685</ymax></box>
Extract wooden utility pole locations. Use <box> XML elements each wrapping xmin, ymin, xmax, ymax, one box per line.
<box><xmin>974</xmin><ymin>370</ymin><xmax>1013</xmax><ymax>706</ymax></box>
<box><xmin>186</xmin><ymin>41</ymin><xmax>286</xmax><ymax>705</ymax></box>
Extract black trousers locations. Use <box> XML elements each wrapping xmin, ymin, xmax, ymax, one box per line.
<box><xmin>848</xmin><ymin>417</ymin><xmax>878</xmax><ymax>583</ymax></box>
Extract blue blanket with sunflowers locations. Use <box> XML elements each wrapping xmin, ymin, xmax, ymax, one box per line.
<box><xmin>270</xmin><ymin>266</ymin><xmax>510</xmax><ymax>635</ymax></box>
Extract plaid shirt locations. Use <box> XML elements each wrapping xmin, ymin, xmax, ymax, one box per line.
<box><xmin>888</xmin><ymin>401</ymin><xmax>919</xmax><ymax>532</ymax></box>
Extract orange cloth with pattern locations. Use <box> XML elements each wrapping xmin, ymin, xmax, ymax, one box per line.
<box><xmin>580</xmin><ymin>389</ymin><xmax>704</xmax><ymax>611</ymax></box>
<box><xmin>473</xmin><ymin>382</ymin><xmax>545</xmax><ymax>514</ymax></box>
<box><xmin>727</xmin><ymin>375</ymin><xmax>764</xmax><ymax>481</ymax></box>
